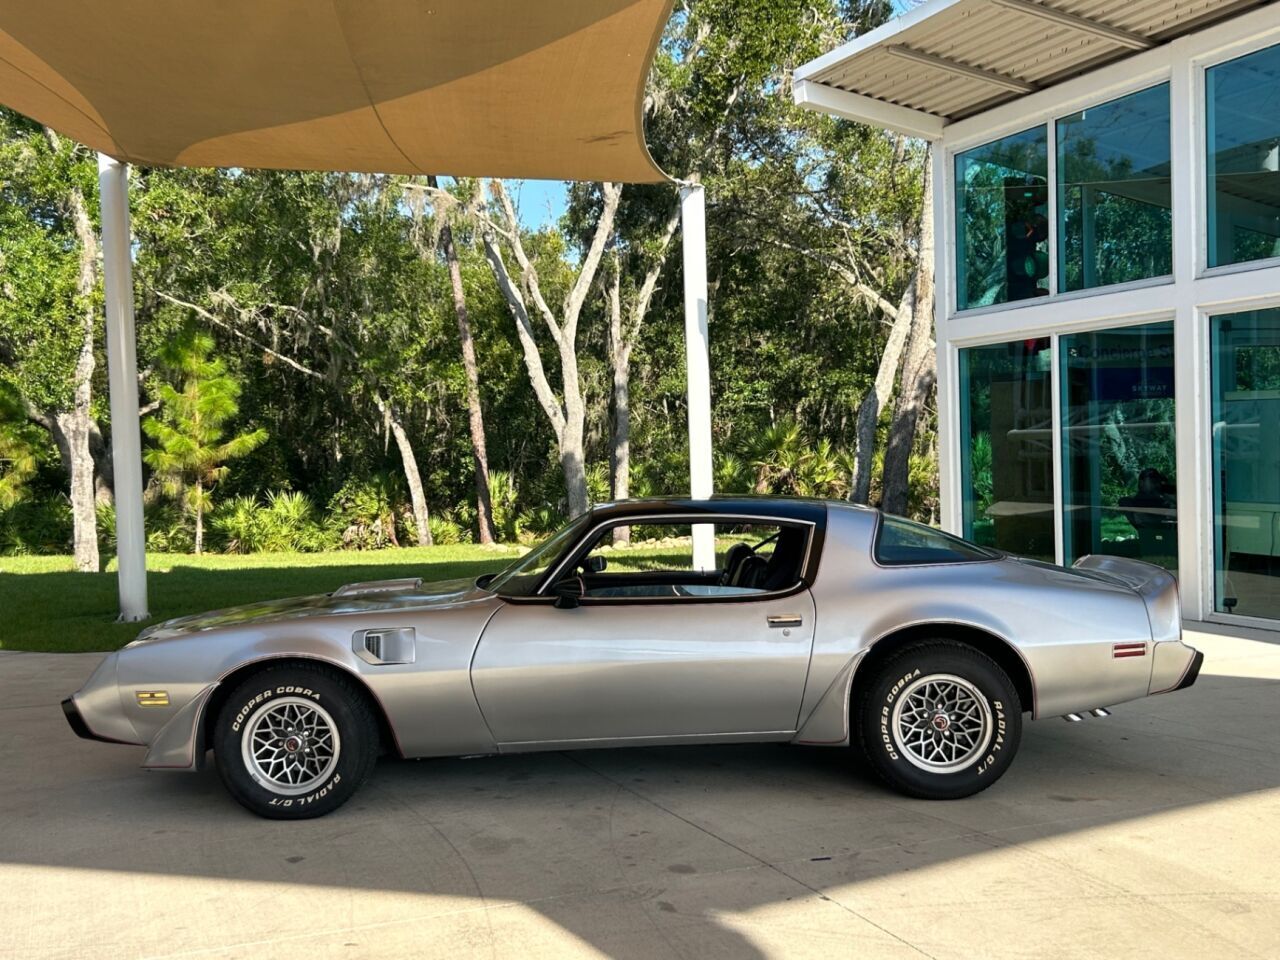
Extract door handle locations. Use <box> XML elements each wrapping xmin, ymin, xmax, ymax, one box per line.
<box><xmin>767</xmin><ymin>615</ymin><xmax>803</xmax><ymax>628</ymax></box>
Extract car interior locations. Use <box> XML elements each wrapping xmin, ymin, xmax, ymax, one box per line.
<box><xmin>553</xmin><ymin>521</ymin><xmax>810</xmax><ymax>600</ymax></box>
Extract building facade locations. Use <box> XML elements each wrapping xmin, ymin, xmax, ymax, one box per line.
<box><xmin>797</xmin><ymin>0</ymin><xmax>1280</xmax><ymax>630</ymax></box>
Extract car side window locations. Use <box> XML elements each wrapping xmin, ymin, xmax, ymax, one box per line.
<box><xmin>558</xmin><ymin>519</ymin><xmax>809</xmax><ymax>600</ymax></box>
<box><xmin>874</xmin><ymin>515</ymin><xmax>997</xmax><ymax>565</ymax></box>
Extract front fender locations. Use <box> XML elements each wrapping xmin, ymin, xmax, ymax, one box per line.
<box><xmin>142</xmin><ymin>683</ymin><xmax>217</xmax><ymax>771</ymax></box>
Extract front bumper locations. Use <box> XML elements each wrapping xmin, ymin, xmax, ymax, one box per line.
<box><xmin>61</xmin><ymin>696</ymin><xmax>96</xmax><ymax>741</ymax></box>
<box><xmin>61</xmin><ymin>652</ymin><xmax>143</xmax><ymax>745</ymax></box>
<box><xmin>61</xmin><ymin>695</ymin><xmax>136</xmax><ymax>744</ymax></box>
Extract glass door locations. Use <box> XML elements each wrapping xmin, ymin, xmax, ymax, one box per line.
<box><xmin>1059</xmin><ymin>322</ymin><xmax>1177</xmax><ymax>569</ymax></box>
<box><xmin>1211</xmin><ymin>308</ymin><xmax>1280</xmax><ymax>620</ymax></box>
<box><xmin>959</xmin><ymin>339</ymin><xmax>1055</xmax><ymax>560</ymax></box>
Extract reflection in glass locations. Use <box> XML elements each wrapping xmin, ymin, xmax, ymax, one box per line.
<box><xmin>1057</xmin><ymin>85</ymin><xmax>1171</xmax><ymax>291</ymax></box>
<box><xmin>959</xmin><ymin>339</ymin><xmax>1054</xmax><ymax>560</ymax></box>
<box><xmin>955</xmin><ymin>126</ymin><xmax>1049</xmax><ymax>310</ymax></box>
<box><xmin>1207</xmin><ymin>43</ymin><xmax>1280</xmax><ymax>267</ymax></box>
<box><xmin>1060</xmin><ymin>322</ymin><xmax>1177</xmax><ymax>569</ymax></box>
<box><xmin>1212</xmin><ymin>309</ymin><xmax>1280</xmax><ymax>619</ymax></box>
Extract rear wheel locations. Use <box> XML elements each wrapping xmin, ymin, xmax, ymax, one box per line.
<box><xmin>213</xmin><ymin>664</ymin><xmax>378</xmax><ymax>819</ymax></box>
<box><xmin>855</xmin><ymin>641</ymin><xmax>1022</xmax><ymax>800</ymax></box>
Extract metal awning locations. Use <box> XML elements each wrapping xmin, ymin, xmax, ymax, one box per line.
<box><xmin>0</xmin><ymin>0</ymin><xmax>671</xmax><ymax>181</ymax></box>
<box><xmin>793</xmin><ymin>0</ymin><xmax>1273</xmax><ymax>139</ymax></box>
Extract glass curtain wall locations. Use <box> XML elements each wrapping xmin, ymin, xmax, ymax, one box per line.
<box><xmin>1057</xmin><ymin>85</ymin><xmax>1172</xmax><ymax>291</ymax></box>
<box><xmin>1211</xmin><ymin>308</ymin><xmax>1280</xmax><ymax>619</ymax></box>
<box><xmin>1207</xmin><ymin>44</ymin><xmax>1280</xmax><ymax>267</ymax></box>
<box><xmin>955</xmin><ymin>127</ymin><xmax>1049</xmax><ymax>310</ymax></box>
<box><xmin>1059</xmin><ymin>322</ymin><xmax>1178</xmax><ymax>569</ymax></box>
<box><xmin>959</xmin><ymin>339</ymin><xmax>1055</xmax><ymax>560</ymax></box>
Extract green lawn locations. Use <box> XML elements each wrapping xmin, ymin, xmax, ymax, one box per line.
<box><xmin>0</xmin><ymin>545</ymin><xmax>526</xmax><ymax>653</ymax></box>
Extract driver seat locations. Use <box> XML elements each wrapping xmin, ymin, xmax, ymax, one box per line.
<box><xmin>720</xmin><ymin>543</ymin><xmax>754</xmax><ymax>586</ymax></box>
<box><xmin>735</xmin><ymin>527</ymin><xmax>805</xmax><ymax>591</ymax></box>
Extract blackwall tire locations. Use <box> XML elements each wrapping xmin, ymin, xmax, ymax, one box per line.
<box><xmin>855</xmin><ymin>641</ymin><xmax>1022</xmax><ymax>800</ymax></box>
<box><xmin>213</xmin><ymin>663</ymin><xmax>378</xmax><ymax>819</ymax></box>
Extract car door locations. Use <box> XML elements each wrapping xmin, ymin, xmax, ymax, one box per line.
<box><xmin>470</xmin><ymin>516</ymin><xmax>819</xmax><ymax>748</ymax></box>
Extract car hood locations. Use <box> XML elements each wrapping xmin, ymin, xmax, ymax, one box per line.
<box><xmin>130</xmin><ymin>576</ymin><xmax>492</xmax><ymax>643</ymax></box>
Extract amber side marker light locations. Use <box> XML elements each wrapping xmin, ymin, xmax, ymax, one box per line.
<box><xmin>135</xmin><ymin>691</ymin><xmax>170</xmax><ymax>707</ymax></box>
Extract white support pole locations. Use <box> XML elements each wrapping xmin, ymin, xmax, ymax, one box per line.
<box><xmin>97</xmin><ymin>154</ymin><xmax>149</xmax><ymax>622</ymax></box>
<box><xmin>680</xmin><ymin>183</ymin><xmax>716</xmax><ymax>571</ymax></box>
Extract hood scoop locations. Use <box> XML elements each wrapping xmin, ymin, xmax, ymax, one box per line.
<box><xmin>332</xmin><ymin>578</ymin><xmax>423</xmax><ymax>598</ymax></box>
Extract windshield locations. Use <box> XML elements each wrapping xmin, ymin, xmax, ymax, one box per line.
<box><xmin>483</xmin><ymin>514</ymin><xmax>592</xmax><ymax>597</ymax></box>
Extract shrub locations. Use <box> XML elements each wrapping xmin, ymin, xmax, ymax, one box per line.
<box><xmin>326</xmin><ymin>474</ymin><xmax>408</xmax><ymax>550</ymax></box>
<box><xmin>212</xmin><ymin>490</ymin><xmax>332</xmax><ymax>553</ymax></box>
<box><xmin>524</xmin><ymin>504</ymin><xmax>565</xmax><ymax>538</ymax></box>
<box><xmin>487</xmin><ymin>470</ymin><xmax>527</xmax><ymax>541</ymax></box>
<box><xmin>98</xmin><ymin>500</ymin><xmax>195</xmax><ymax>554</ymax></box>
<box><xmin>0</xmin><ymin>498</ymin><xmax>72</xmax><ymax>555</ymax></box>
<box><xmin>427</xmin><ymin>513</ymin><xmax>467</xmax><ymax>546</ymax></box>
<box><xmin>586</xmin><ymin>461</ymin><xmax>611</xmax><ymax>506</ymax></box>
<box><xmin>209</xmin><ymin>495</ymin><xmax>260</xmax><ymax>554</ymax></box>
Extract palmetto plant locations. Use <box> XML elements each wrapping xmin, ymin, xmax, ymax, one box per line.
<box><xmin>143</xmin><ymin>329</ymin><xmax>267</xmax><ymax>554</ymax></box>
<box><xmin>749</xmin><ymin>419</ymin><xmax>809</xmax><ymax>495</ymax></box>
<box><xmin>748</xmin><ymin>418</ymin><xmax>849</xmax><ymax>500</ymax></box>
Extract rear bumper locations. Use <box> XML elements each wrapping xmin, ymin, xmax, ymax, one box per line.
<box><xmin>1150</xmin><ymin>640</ymin><xmax>1203</xmax><ymax>695</ymax></box>
<box><xmin>1173</xmin><ymin>649</ymin><xmax>1204</xmax><ymax>692</ymax></box>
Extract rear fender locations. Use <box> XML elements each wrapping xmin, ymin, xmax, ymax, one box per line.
<box><xmin>1073</xmin><ymin>555</ymin><xmax>1181</xmax><ymax>644</ymax></box>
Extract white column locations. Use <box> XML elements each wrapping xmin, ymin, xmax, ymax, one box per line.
<box><xmin>98</xmin><ymin>154</ymin><xmax>149</xmax><ymax>622</ymax></box>
<box><xmin>932</xmin><ymin>144</ymin><xmax>962</xmax><ymax>535</ymax></box>
<box><xmin>680</xmin><ymin>183</ymin><xmax>715</xmax><ymax>571</ymax></box>
<box><xmin>1169</xmin><ymin>41</ymin><xmax>1208</xmax><ymax>623</ymax></box>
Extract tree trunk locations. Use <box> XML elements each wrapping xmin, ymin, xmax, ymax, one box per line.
<box><xmin>193</xmin><ymin>479</ymin><xmax>204</xmax><ymax>555</ymax></box>
<box><xmin>53</xmin><ymin>128</ymin><xmax>101</xmax><ymax>573</ymax></box>
<box><xmin>881</xmin><ymin>150</ymin><xmax>937</xmax><ymax>517</ymax></box>
<box><xmin>850</xmin><ymin>277</ymin><xmax>916</xmax><ymax>505</ymax></box>
<box><xmin>429</xmin><ymin>175</ymin><xmax>496</xmax><ymax>545</ymax></box>
<box><xmin>478</xmin><ymin>179</ymin><xmax>621</xmax><ymax>522</ymax></box>
<box><xmin>379</xmin><ymin>398</ymin><xmax>432</xmax><ymax>546</ymax></box>
<box><xmin>607</xmin><ymin>268</ymin><xmax>631</xmax><ymax>543</ymax></box>
<box><xmin>90</xmin><ymin>420</ymin><xmax>115</xmax><ymax>505</ymax></box>
<box><xmin>559</xmin><ymin>407</ymin><xmax>589</xmax><ymax>519</ymax></box>
<box><xmin>57</xmin><ymin>410</ymin><xmax>99</xmax><ymax>570</ymax></box>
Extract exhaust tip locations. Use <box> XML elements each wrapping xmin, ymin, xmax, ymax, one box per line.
<box><xmin>1063</xmin><ymin>713</ymin><xmax>1084</xmax><ymax>723</ymax></box>
<box><xmin>1090</xmin><ymin>707</ymin><xmax>1111</xmax><ymax>718</ymax></box>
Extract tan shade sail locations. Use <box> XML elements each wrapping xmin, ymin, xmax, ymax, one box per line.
<box><xmin>0</xmin><ymin>0</ymin><xmax>672</xmax><ymax>182</ymax></box>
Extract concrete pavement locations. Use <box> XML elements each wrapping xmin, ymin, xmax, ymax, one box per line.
<box><xmin>2</xmin><ymin>628</ymin><xmax>1279</xmax><ymax>959</ymax></box>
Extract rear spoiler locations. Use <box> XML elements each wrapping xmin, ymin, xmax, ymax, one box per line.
<box><xmin>1073</xmin><ymin>555</ymin><xmax>1181</xmax><ymax>644</ymax></box>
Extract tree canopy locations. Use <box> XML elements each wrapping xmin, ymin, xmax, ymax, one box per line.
<box><xmin>0</xmin><ymin>0</ymin><xmax>944</xmax><ymax>558</ymax></box>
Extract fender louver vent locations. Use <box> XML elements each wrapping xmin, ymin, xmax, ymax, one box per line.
<box><xmin>353</xmin><ymin>627</ymin><xmax>416</xmax><ymax>665</ymax></box>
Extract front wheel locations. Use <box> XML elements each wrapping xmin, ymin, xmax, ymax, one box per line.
<box><xmin>213</xmin><ymin>664</ymin><xmax>379</xmax><ymax>819</ymax></box>
<box><xmin>855</xmin><ymin>641</ymin><xmax>1022</xmax><ymax>800</ymax></box>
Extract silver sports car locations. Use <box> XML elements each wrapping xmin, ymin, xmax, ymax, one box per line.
<box><xmin>64</xmin><ymin>498</ymin><xmax>1202</xmax><ymax>818</ymax></box>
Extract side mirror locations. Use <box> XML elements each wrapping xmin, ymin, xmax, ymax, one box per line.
<box><xmin>583</xmin><ymin>554</ymin><xmax>607</xmax><ymax>574</ymax></box>
<box><xmin>552</xmin><ymin>577</ymin><xmax>585</xmax><ymax>609</ymax></box>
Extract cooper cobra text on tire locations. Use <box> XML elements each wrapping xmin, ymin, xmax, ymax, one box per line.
<box><xmin>855</xmin><ymin>640</ymin><xmax>1022</xmax><ymax>800</ymax></box>
<box><xmin>213</xmin><ymin>663</ymin><xmax>379</xmax><ymax>819</ymax></box>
